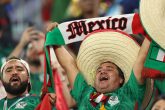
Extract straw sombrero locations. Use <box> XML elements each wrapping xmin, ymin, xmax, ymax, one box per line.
<box><xmin>140</xmin><ymin>0</ymin><xmax>165</xmax><ymax>49</ymax></box>
<box><xmin>77</xmin><ymin>30</ymin><xmax>140</xmax><ymax>86</ymax></box>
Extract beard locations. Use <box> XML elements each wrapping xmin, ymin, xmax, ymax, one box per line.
<box><xmin>2</xmin><ymin>78</ymin><xmax>29</xmax><ymax>95</ymax></box>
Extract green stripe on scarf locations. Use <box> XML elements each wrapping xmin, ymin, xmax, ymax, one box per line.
<box><xmin>45</xmin><ymin>47</ymin><xmax>55</xmax><ymax>92</ymax></box>
<box><xmin>45</xmin><ymin>28</ymin><xmax>65</xmax><ymax>46</ymax></box>
<box><xmin>144</xmin><ymin>41</ymin><xmax>165</xmax><ymax>77</ymax></box>
<box><xmin>150</xmin><ymin>46</ymin><xmax>159</xmax><ymax>61</ymax></box>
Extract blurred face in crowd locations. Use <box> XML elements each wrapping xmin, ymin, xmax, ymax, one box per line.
<box><xmin>78</xmin><ymin>0</ymin><xmax>100</xmax><ymax>14</ymax></box>
<box><xmin>26</xmin><ymin>42</ymin><xmax>39</xmax><ymax>61</ymax></box>
<box><xmin>151</xmin><ymin>99</ymin><xmax>165</xmax><ymax>110</ymax></box>
<box><xmin>26</xmin><ymin>33</ymin><xmax>44</xmax><ymax>67</ymax></box>
<box><xmin>94</xmin><ymin>61</ymin><xmax>124</xmax><ymax>93</ymax></box>
<box><xmin>1</xmin><ymin>60</ymin><xmax>29</xmax><ymax>95</ymax></box>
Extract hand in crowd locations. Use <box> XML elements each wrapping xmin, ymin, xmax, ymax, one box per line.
<box><xmin>19</xmin><ymin>27</ymin><xmax>39</xmax><ymax>47</ymax></box>
<box><xmin>46</xmin><ymin>22</ymin><xmax>58</xmax><ymax>32</ymax></box>
<box><xmin>9</xmin><ymin>27</ymin><xmax>45</xmax><ymax>58</ymax></box>
<box><xmin>48</xmin><ymin>93</ymin><xmax>56</xmax><ymax>105</ymax></box>
<box><xmin>27</xmin><ymin>31</ymin><xmax>45</xmax><ymax>55</ymax></box>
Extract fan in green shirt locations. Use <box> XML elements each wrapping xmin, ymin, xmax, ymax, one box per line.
<box><xmin>0</xmin><ymin>95</ymin><xmax>40</xmax><ymax>110</ymax></box>
<box><xmin>46</xmin><ymin>24</ymin><xmax>150</xmax><ymax>110</ymax></box>
<box><xmin>0</xmin><ymin>57</ymin><xmax>40</xmax><ymax>110</ymax></box>
<box><xmin>71</xmin><ymin>71</ymin><xmax>146</xmax><ymax>110</ymax></box>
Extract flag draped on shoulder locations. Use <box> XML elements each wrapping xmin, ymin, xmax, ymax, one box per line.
<box><xmin>142</xmin><ymin>41</ymin><xmax>165</xmax><ymax>79</ymax></box>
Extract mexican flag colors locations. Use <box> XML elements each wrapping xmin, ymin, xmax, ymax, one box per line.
<box><xmin>143</xmin><ymin>41</ymin><xmax>165</xmax><ymax>79</ymax></box>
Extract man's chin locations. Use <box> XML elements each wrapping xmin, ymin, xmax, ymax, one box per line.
<box><xmin>2</xmin><ymin>80</ymin><xmax>28</xmax><ymax>95</ymax></box>
<box><xmin>98</xmin><ymin>89</ymin><xmax>109</xmax><ymax>94</ymax></box>
<box><xmin>99</xmin><ymin>82</ymin><xmax>109</xmax><ymax>89</ymax></box>
<box><xmin>10</xmin><ymin>82</ymin><xmax>21</xmax><ymax>86</ymax></box>
<box><xmin>97</xmin><ymin>86</ymin><xmax>110</xmax><ymax>93</ymax></box>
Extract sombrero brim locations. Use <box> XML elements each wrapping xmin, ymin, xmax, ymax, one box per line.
<box><xmin>77</xmin><ymin>30</ymin><xmax>140</xmax><ymax>86</ymax></box>
<box><xmin>140</xmin><ymin>0</ymin><xmax>165</xmax><ymax>49</ymax></box>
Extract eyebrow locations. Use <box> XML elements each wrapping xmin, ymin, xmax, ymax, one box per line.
<box><xmin>5</xmin><ymin>66</ymin><xmax>13</xmax><ymax>71</ymax></box>
<box><xmin>16</xmin><ymin>66</ymin><xmax>24</xmax><ymax>69</ymax></box>
<box><xmin>97</xmin><ymin>65</ymin><xmax>114</xmax><ymax>70</ymax></box>
<box><xmin>5</xmin><ymin>66</ymin><xmax>24</xmax><ymax>71</ymax></box>
<box><xmin>106</xmin><ymin>66</ymin><xmax>114</xmax><ymax>68</ymax></box>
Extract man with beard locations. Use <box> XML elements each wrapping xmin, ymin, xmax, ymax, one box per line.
<box><xmin>9</xmin><ymin>27</ymin><xmax>45</xmax><ymax>96</ymax></box>
<box><xmin>0</xmin><ymin>56</ymin><xmax>40</xmax><ymax>110</ymax></box>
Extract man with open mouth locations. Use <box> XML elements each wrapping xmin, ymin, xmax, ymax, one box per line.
<box><xmin>0</xmin><ymin>56</ymin><xmax>40</xmax><ymax>110</ymax></box>
<box><xmin>46</xmin><ymin>22</ymin><xmax>150</xmax><ymax>109</ymax></box>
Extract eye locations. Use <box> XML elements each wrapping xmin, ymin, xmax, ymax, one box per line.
<box><xmin>16</xmin><ymin>67</ymin><xmax>24</xmax><ymax>71</ymax></box>
<box><xmin>17</xmin><ymin>69</ymin><xmax>23</xmax><ymax>71</ymax></box>
<box><xmin>96</xmin><ymin>69</ymin><xmax>101</xmax><ymax>73</ymax></box>
<box><xmin>106</xmin><ymin>68</ymin><xmax>114</xmax><ymax>71</ymax></box>
<box><xmin>107</xmin><ymin>69</ymin><xmax>112</xmax><ymax>71</ymax></box>
<box><xmin>6</xmin><ymin>69</ymin><xmax>12</xmax><ymax>73</ymax></box>
<box><xmin>17</xmin><ymin>68</ymin><xmax>24</xmax><ymax>71</ymax></box>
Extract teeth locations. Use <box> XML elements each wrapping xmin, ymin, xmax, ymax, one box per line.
<box><xmin>11</xmin><ymin>77</ymin><xmax>19</xmax><ymax>81</ymax></box>
<box><xmin>101</xmin><ymin>76</ymin><xmax>108</xmax><ymax>79</ymax></box>
<box><xmin>100</xmin><ymin>76</ymin><xmax>108</xmax><ymax>81</ymax></box>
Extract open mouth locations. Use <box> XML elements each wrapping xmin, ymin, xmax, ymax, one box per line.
<box><xmin>10</xmin><ymin>77</ymin><xmax>20</xmax><ymax>83</ymax></box>
<box><xmin>99</xmin><ymin>76</ymin><xmax>109</xmax><ymax>81</ymax></box>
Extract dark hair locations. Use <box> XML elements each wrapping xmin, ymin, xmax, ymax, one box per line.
<box><xmin>116</xmin><ymin>65</ymin><xmax>125</xmax><ymax>87</ymax></box>
<box><xmin>151</xmin><ymin>94</ymin><xmax>165</xmax><ymax>108</ymax></box>
<box><xmin>6</xmin><ymin>56</ymin><xmax>21</xmax><ymax>62</ymax></box>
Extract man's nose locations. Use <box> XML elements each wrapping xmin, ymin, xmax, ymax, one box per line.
<box><xmin>11</xmin><ymin>69</ymin><xmax>18</xmax><ymax>75</ymax></box>
<box><xmin>100</xmin><ymin>69</ymin><xmax>107</xmax><ymax>74</ymax></box>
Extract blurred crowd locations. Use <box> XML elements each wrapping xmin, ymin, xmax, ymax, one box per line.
<box><xmin>0</xmin><ymin>0</ymin><xmax>139</xmax><ymax>96</ymax></box>
<box><xmin>0</xmin><ymin>0</ymin><xmax>164</xmax><ymax>110</ymax></box>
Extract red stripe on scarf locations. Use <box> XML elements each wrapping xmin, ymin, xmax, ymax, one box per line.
<box><xmin>142</xmin><ymin>67</ymin><xmax>165</xmax><ymax>79</ymax></box>
<box><xmin>90</xmin><ymin>93</ymin><xmax>109</xmax><ymax>107</ymax></box>
<box><xmin>35</xmin><ymin>94</ymin><xmax>52</xmax><ymax>110</ymax></box>
<box><xmin>132</xmin><ymin>13</ymin><xmax>146</xmax><ymax>36</ymax></box>
<box><xmin>163</xmin><ymin>55</ymin><xmax>165</xmax><ymax>62</ymax></box>
<box><xmin>52</xmin><ymin>68</ymin><xmax>68</xmax><ymax>110</ymax></box>
<box><xmin>134</xmin><ymin>102</ymin><xmax>138</xmax><ymax>110</ymax></box>
<box><xmin>51</xmin><ymin>46</ymin><xmax>68</xmax><ymax>110</ymax></box>
<box><xmin>35</xmin><ymin>48</ymin><xmax>52</xmax><ymax>110</ymax></box>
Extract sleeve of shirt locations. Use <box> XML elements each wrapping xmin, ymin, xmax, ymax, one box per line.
<box><xmin>125</xmin><ymin>70</ymin><xmax>146</xmax><ymax>104</ymax></box>
<box><xmin>70</xmin><ymin>72</ymin><xmax>89</xmax><ymax>104</ymax></box>
<box><xmin>154</xmin><ymin>79</ymin><xmax>165</xmax><ymax>93</ymax></box>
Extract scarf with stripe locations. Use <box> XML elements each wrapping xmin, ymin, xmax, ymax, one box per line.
<box><xmin>142</xmin><ymin>40</ymin><xmax>165</xmax><ymax>79</ymax></box>
<box><xmin>90</xmin><ymin>92</ymin><xmax>110</xmax><ymax>110</ymax></box>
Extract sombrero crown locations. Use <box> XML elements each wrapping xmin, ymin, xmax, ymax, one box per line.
<box><xmin>77</xmin><ymin>30</ymin><xmax>140</xmax><ymax>86</ymax></box>
<box><xmin>140</xmin><ymin>0</ymin><xmax>165</xmax><ymax>49</ymax></box>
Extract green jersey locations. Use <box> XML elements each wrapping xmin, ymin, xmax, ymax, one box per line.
<box><xmin>0</xmin><ymin>94</ymin><xmax>40</xmax><ymax>110</ymax></box>
<box><xmin>71</xmin><ymin>71</ymin><xmax>146</xmax><ymax>110</ymax></box>
<box><xmin>30</xmin><ymin>73</ymin><xmax>44</xmax><ymax>96</ymax></box>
